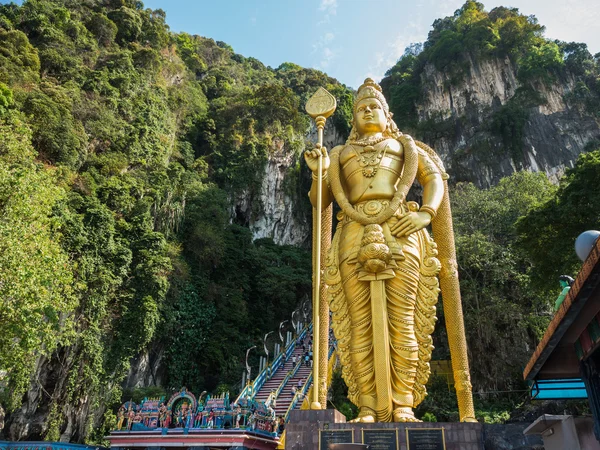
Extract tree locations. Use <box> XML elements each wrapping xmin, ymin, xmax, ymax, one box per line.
<box><xmin>517</xmin><ymin>149</ymin><xmax>600</xmax><ymax>294</ymax></box>
<box><xmin>449</xmin><ymin>171</ymin><xmax>555</xmax><ymax>390</ymax></box>
<box><xmin>0</xmin><ymin>115</ymin><xmax>75</xmax><ymax>410</ymax></box>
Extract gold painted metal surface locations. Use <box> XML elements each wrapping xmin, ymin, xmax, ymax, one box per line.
<box><xmin>304</xmin><ymin>79</ymin><xmax>475</xmax><ymax>422</ymax></box>
<box><xmin>305</xmin><ymin>88</ymin><xmax>337</xmax><ymax>410</ymax></box>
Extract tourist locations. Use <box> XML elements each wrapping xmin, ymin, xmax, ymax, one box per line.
<box><xmin>291</xmin><ymin>385</ymin><xmax>297</xmax><ymax>397</ymax></box>
<box><xmin>292</xmin><ymin>354</ymin><xmax>297</xmax><ymax>365</ymax></box>
<box><xmin>277</xmin><ymin>417</ymin><xmax>285</xmax><ymax>435</ymax></box>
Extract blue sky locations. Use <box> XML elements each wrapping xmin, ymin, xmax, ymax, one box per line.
<box><xmin>140</xmin><ymin>0</ymin><xmax>600</xmax><ymax>89</ymax></box>
<box><xmin>4</xmin><ymin>0</ymin><xmax>599</xmax><ymax>88</ymax></box>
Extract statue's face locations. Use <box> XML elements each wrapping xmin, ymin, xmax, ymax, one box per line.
<box><xmin>354</xmin><ymin>98</ymin><xmax>387</xmax><ymax>135</ymax></box>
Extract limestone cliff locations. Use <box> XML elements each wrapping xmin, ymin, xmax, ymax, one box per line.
<box><xmin>413</xmin><ymin>54</ymin><xmax>600</xmax><ymax>187</ymax></box>
<box><xmin>231</xmin><ymin>120</ymin><xmax>345</xmax><ymax>246</ymax></box>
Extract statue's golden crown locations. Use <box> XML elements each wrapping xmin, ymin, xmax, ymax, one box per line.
<box><xmin>356</xmin><ymin>78</ymin><xmax>389</xmax><ymax>114</ymax></box>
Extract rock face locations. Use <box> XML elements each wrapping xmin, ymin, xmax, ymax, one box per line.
<box><xmin>414</xmin><ymin>54</ymin><xmax>600</xmax><ymax>187</ymax></box>
<box><xmin>243</xmin><ymin>55</ymin><xmax>600</xmax><ymax>244</ymax></box>
<box><xmin>123</xmin><ymin>344</ymin><xmax>165</xmax><ymax>389</ymax></box>
<box><xmin>232</xmin><ymin>121</ymin><xmax>345</xmax><ymax>246</ymax></box>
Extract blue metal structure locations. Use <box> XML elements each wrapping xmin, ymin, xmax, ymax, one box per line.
<box><xmin>234</xmin><ymin>325</ymin><xmax>311</xmax><ymax>404</ymax></box>
<box><xmin>530</xmin><ymin>378</ymin><xmax>588</xmax><ymax>400</ymax></box>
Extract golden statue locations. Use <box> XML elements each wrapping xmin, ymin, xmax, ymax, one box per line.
<box><xmin>304</xmin><ymin>79</ymin><xmax>476</xmax><ymax>423</ymax></box>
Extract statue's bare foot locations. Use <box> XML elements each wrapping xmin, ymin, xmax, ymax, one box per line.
<box><xmin>393</xmin><ymin>407</ymin><xmax>421</xmax><ymax>423</ymax></box>
<box><xmin>349</xmin><ymin>408</ymin><xmax>376</xmax><ymax>423</ymax></box>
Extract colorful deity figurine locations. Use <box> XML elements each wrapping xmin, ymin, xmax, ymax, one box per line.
<box><xmin>234</xmin><ymin>404</ymin><xmax>242</xmax><ymax>428</ymax></box>
<box><xmin>127</xmin><ymin>405</ymin><xmax>135</xmax><ymax>430</ymax></box>
<box><xmin>194</xmin><ymin>406</ymin><xmax>203</xmax><ymax>428</ymax></box>
<box><xmin>207</xmin><ymin>409</ymin><xmax>215</xmax><ymax>429</ymax></box>
<box><xmin>175</xmin><ymin>407</ymin><xmax>183</xmax><ymax>427</ymax></box>
<box><xmin>158</xmin><ymin>403</ymin><xmax>167</xmax><ymax>428</ymax></box>
<box><xmin>134</xmin><ymin>408</ymin><xmax>142</xmax><ymax>424</ymax></box>
<box><xmin>116</xmin><ymin>406</ymin><xmax>125</xmax><ymax>430</ymax></box>
<box><xmin>165</xmin><ymin>408</ymin><xmax>172</xmax><ymax>428</ymax></box>
<box><xmin>186</xmin><ymin>405</ymin><xmax>193</xmax><ymax>428</ymax></box>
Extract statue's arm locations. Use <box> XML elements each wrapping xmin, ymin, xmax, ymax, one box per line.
<box><xmin>307</xmin><ymin>145</ymin><xmax>342</xmax><ymax>209</ymax></box>
<box><xmin>416</xmin><ymin>148</ymin><xmax>445</xmax><ymax>218</ymax></box>
<box><xmin>390</xmin><ymin>141</ymin><xmax>445</xmax><ymax>237</ymax></box>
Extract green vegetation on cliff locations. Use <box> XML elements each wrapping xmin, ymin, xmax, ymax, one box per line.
<box><xmin>0</xmin><ymin>0</ymin><xmax>352</xmax><ymax>441</ymax></box>
<box><xmin>381</xmin><ymin>1</ymin><xmax>600</xmax><ymax>158</ymax></box>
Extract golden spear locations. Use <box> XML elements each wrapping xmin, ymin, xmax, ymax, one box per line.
<box><xmin>305</xmin><ymin>88</ymin><xmax>336</xmax><ymax>409</ymax></box>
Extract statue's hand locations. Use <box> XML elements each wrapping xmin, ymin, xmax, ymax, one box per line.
<box><xmin>390</xmin><ymin>211</ymin><xmax>431</xmax><ymax>237</ymax></box>
<box><xmin>303</xmin><ymin>144</ymin><xmax>330</xmax><ymax>175</ymax></box>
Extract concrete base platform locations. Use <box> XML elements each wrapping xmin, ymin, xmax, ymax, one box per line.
<box><xmin>285</xmin><ymin>409</ymin><xmax>483</xmax><ymax>450</ymax></box>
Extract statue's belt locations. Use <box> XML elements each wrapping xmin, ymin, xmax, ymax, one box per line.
<box><xmin>337</xmin><ymin>199</ymin><xmax>412</xmax><ymax>224</ymax></box>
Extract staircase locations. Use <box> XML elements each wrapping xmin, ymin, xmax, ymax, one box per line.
<box><xmin>254</xmin><ymin>341</ymin><xmax>313</xmax><ymax>417</ymax></box>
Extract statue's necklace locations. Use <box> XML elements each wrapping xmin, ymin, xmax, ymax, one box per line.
<box><xmin>328</xmin><ymin>136</ymin><xmax>419</xmax><ymax>226</ymax></box>
<box><xmin>350</xmin><ymin>139</ymin><xmax>388</xmax><ymax>177</ymax></box>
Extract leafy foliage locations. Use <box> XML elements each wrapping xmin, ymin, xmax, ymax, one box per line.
<box><xmin>0</xmin><ymin>0</ymin><xmax>351</xmax><ymax>442</ymax></box>
<box><xmin>517</xmin><ymin>148</ymin><xmax>600</xmax><ymax>294</ymax></box>
<box><xmin>380</xmin><ymin>0</ymin><xmax>600</xmax><ymax>155</ymax></box>
<box><xmin>0</xmin><ymin>113</ymin><xmax>76</xmax><ymax>410</ymax></box>
<box><xmin>449</xmin><ymin>171</ymin><xmax>556</xmax><ymax>390</ymax></box>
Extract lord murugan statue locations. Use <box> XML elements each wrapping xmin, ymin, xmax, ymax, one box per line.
<box><xmin>304</xmin><ymin>79</ymin><xmax>476</xmax><ymax>423</ymax></box>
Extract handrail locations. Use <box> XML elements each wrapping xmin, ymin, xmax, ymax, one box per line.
<box><xmin>299</xmin><ymin>344</ymin><xmax>336</xmax><ymax>411</ymax></box>
<box><xmin>234</xmin><ymin>325</ymin><xmax>311</xmax><ymax>405</ymax></box>
<box><xmin>277</xmin><ymin>342</ymin><xmax>336</xmax><ymax>450</ymax></box>
<box><xmin>274</xmin><ymin>358</ymin><xmax>303</xmax><ymax>399</ymax></box>
<box><xmin>270</xmin><ymin>324</ymin><xmax>309</xmax><ymax>381</ymax></box>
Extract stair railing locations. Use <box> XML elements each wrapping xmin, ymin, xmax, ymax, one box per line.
<box><xmin>296</xmin><ymin>344</ymin><xmax>336</xmax><ymax>414</ymax></box>
<box><xmin>274</xmin><ymin>357</ymin><xmax>304</xmax><ymax>400</ymax></box>
<box><xmin>234</xmin><ymin>324</ymin><xmax>311</xmax><ymax>405</ymax></box>
<box><xmin>268</xmin><ymin>325</ymin><xmax>307</xmax><ymax>381</ymax></box>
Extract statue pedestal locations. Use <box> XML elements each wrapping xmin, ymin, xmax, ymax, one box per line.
<box><xmin>285</xmin><ymin>409</ymin><xmax>483</xmax><ymax>450</ymax></box>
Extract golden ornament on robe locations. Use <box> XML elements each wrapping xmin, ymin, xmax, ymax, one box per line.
<box><xmin>304</xmin><ymin>78</ymin><xmax>476</xmax><ymax>423</ymax></box>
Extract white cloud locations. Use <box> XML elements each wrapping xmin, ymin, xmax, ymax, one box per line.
<box><xmin>319</xmin><ymin>0</ymin><xmax>337</xmax><ymax>15</ymax></box>
<box><xmin>360</xmin><ymin>22</ymin><xmax>426</xmax><ymax>86</ymax></box>
<box><xmin>311</xmin><ymin>30</ymin><xmax>338</xmax><ymax>70</ymax></box>
<box><xmin>319</xmin><ymin>47</ymin><xmax>335</xmax><ymax>69</ymax></box>
<box><xmin>317</xmin><ymin>0</ymin><xmax>337</xmax><ymax>24</ymax></box>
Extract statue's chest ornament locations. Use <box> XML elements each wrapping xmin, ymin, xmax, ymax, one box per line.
<box><xmin>349</xmin><ymin>138</ymin><xmax>389</xmax><ymax>178</ymax></box>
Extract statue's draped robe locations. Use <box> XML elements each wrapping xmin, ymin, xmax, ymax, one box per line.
<box><xmin>324</xmin><ymin>147</ymin><xmax>441</xmax><ymax>422</ymax></box>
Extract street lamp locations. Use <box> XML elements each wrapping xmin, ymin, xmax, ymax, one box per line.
<box><xmin>302</xmin><ymin>297</ymin><xmax>310</xmax><ymax>322</ymax></box>
<box><xmin>279</xmin><ymin>320</ymin><xmax>289</xmax><ymax>344</ymax></box>
<box><xmin>291</xmin><ymin>308</ymin><xmax>301</xmax><ymax>335</ymax></box>
<box><xmin>292</xmin><ymin>309</ymin><xmax>298</xmax><ymax>333</ymax></box>
<box><xmin>263</xmin><ymin>331</ymin><xmax>275</xmax><ymax>364</ymax></box>
<box><xmin>245</xmin><ymin>345</ymin><xmax>257</xmax><ymax>383</ymax></box>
